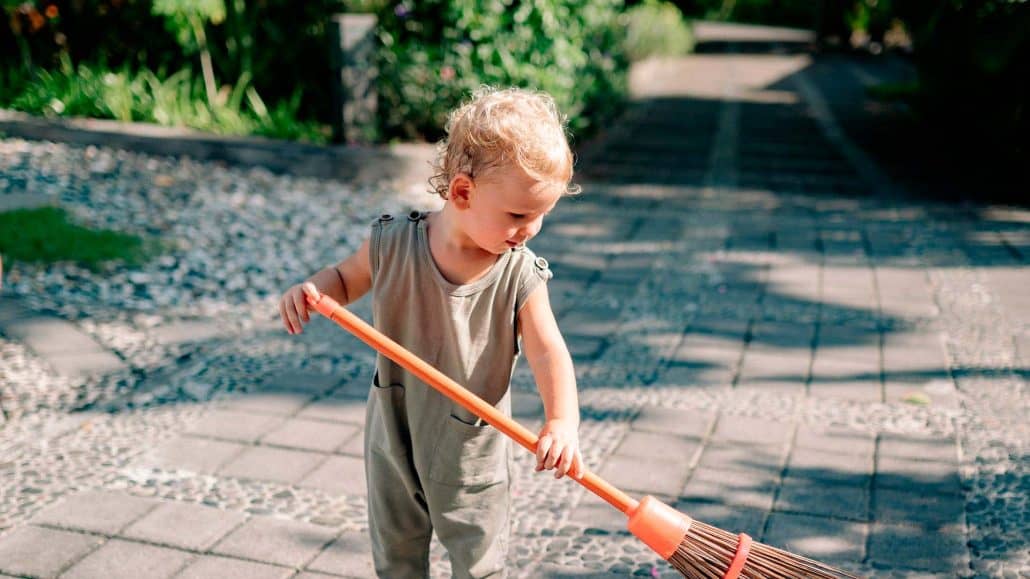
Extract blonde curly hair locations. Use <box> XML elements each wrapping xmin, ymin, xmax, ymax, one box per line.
<box><xmin>429</xmin><ymin>86</ymin><xmax>581</xmax><ymax>199</ymax></box>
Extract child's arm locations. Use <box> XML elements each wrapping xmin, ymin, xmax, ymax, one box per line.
<box><xmin>519</xmin><ymin>285</ymin><xmax>583</xmax><ymax>480</ymax></box>
<box><xmin>280</xmin><ymin>238</ymin><xmax>372</xmax><ymax>335</ymax></box>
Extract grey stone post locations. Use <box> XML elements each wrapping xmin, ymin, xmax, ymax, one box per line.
<box><xmin>330</xmin><ymin>13</ymin><xmax>378</xmax><ymax>144</ymax></box>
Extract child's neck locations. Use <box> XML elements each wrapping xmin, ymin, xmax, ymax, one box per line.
<box><xmin>425</xmin><ymin>207</ymin><xmax>501</xmax><ymax>285</ymax></box>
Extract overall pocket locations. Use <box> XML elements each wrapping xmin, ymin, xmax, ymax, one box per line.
<box><xmin>365</xmin><ymin>373</ymin><xmax>408</xmax><ymax>457</ymax></box>
<box><xmin>427</xmin><ymin>413</ymin><xmax>509</xmax><ymax>486</ymax></box>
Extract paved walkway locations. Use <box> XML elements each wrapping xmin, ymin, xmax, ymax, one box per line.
<box><xmin>1</xmin><ymin>22</ymin><xmax>1028</xmax><ymax>579</ymax></box>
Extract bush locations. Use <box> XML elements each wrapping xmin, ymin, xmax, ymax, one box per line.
<box><xmin>894</xmin><ymin>0</ymin><xmax>1029</xmax><ymax>168</ymax></box>
<box><xmin>372</xmin><ymin>0</ymin><xmax>629</xmax><ymax>142</ymax></box>
<box><xmin>623</xmin><ymin>0</ymin><xmax>694</xmax><ymax>61</ymax></box>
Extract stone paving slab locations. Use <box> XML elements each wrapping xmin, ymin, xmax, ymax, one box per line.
<box><xmin>595</xmin><ymin>454</ymin><xmax>689</xmax><ymax>499</ymax></box>
<box><xmin>149</xmin><ymin>319</ymin><xmax>228</xmax><ymax>346</ymax></box>
<box><xmin>61</xmin><ymin>538</ymin><xmax>195</xmax><ymax>579</ymax></box>
<box><xmin>151</xmin><ymin>436</ymin><xmax>246</xmax><ymax>474</ymax></box>
<box><xmin>2</xmin><ymin>317</ymin><xmax>101</xmax><ymax>354</ymax></box>
<box><xmin>0</xmin><ymin>525</ymin><xmax>103</xmax><ymax>578</ymax></box>
<box><xmin>177</xmin><ymin>556</ymin><xmax>294</xmax><ymax>579</ymax></box>
<box><xmin>776</xmin><ymin>478</ymin><xmax>870</xmax><ymax>521</ymax></box>
<box><xmin>217</xmin><ymin>445</ymin><xmax>327</xmax><ymax>485</ymax></box>
<box><xmin>0</xmin><ymin>310</ymin><xmax>126</xmax><ymax>377</ymax></box>
<box><xmin>630</xmin><ymin>406</ymin><xmax>715</xmax><ymax>439</ymax></box>
<box><xmin>298</xmin><ymin>455</ymin><xmax>367</xmax><ymax>496</ymax></box>
<box><xmin>696</xmin><ymin>442</ymin><xmax>787</xmax><ymax>475</ymax></box>
<box><xmin>872</xmin><ymin>488</ymin><xmax>965</xmax><ymax>531</ymax></box>
<box><xmin>793</xmin><ymin>425</ymin><xmax>876</xmax><ymax>456</ymax></box>
<box><xmin>613</xmin><ymin>430</ymin><xmax>701</xmax><ymax>463</ymax></box>
<box><xmin>223</xmin><ymin>389</ymin><xmax>317</xmax><ymax>416</ymax></box>
<box><xmin>711</xmin><ymin>414</ymin><xmax>794</xmax><ymax>447</ymax></box>
<box><xmin>294</xmin><ymin>396</ymin><xmax>368</xmax><ymax>424</ymax></box>
<box><xmin>878</xmin><ymin>432</ymin><xmax>959</xmax><ymax>463</ymax></box>
<box><xmin>785</xmin><ymin>447</ymin><xmax>874</xmax><ymax>487</ymax></box>
<box><xmin>567</xmin><ymin>494</ymin><xmax>626</xmax><ymax>533</ymax></box>
<box><xmin>867</xmin><ymin>522</ymin><xmax>970</xmax><ymax>574</ymax></box>
<box><xmin>31</xmin><ymin>490</ymin><xmax>158</xmax><ymax>535</ymax></box>
<box><xmin>682</xmin><ymin>467</ymin><xmax>778</xmax><ymax>511</ymax></box>
<box><xmin>261</xmin><ymin>418</ymin><xmax>360</xmax><ymax>453</ymax></box>
<box><xmin>261</xmin><ymin>370</ymin><xmax>345</xmax><ymax>395</ymax></box>
<box><xmin>306</xmin><ymin>532</ymin><xmax>376</xmax><ymax>576</ymax></box>
<box><xmin>45</xmin><ymin>350</ymin><xmax>128</xmax><ymax>377</ymax></box>
<box><xmin>764</xmin><ymin>512</ymin><xmax>868</xmax><ymax>565</ymax></box>
<box><xmin>120</xmin><ymin>501</ymin><xmax>247</xmax><ymax>551</ymax></box>
<box><xmin>675</xmin><ymin>501</ymin><xmax>768</xmax><ymax>539</ymax></box>
<box><xmin>874</xmin><ymin>455</ymin><xmax>963</xmax><ymax>495</ymax></box>
<box><xmin>210</xmin><ymin>517</ymin><xmax>338</xmax><ymax>568</ymax></box>
<box><xmin>185</xmin><ymin>409</ymin><xmax>287</xmax><ymax>443</ymax></box>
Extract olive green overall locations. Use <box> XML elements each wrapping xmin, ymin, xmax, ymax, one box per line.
<box><xmin>365</xmin><ymin>212</ymin><xmax>551</xmax><ymax>578</ymax></box>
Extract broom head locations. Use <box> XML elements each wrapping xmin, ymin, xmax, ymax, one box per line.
<box><xmin>627</xmin><ymin>496</ymin><xmax>862</xmax><ymax>579</ymax></box>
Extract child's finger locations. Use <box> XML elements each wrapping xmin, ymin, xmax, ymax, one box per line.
<box><xmin>302</xmin><ymin>282</ymin><xmax>320</xmax><ymax>302</ymax></box>
<box><xmin>284</xmin><ymin>296</ymin><xmax>304</xmax><ymax>334</ymax></box>
<box><xmin>556</xmin><ymin>447</ymin><xmax>575</xmax><ymax>479</ymax></box>
<box><xmin>571</xmin><ymin>448</ymin><xmax>584</xmax><ymax>480</ymax></box>
<box><xmin>279</xmin><ymin>299</ymin><xmax>295</xmax><ymax>334</ymax></box>
<box><xmin>291</xmin><ymin>291</ymin><xmax>310</xmax><ymax>324</ymax></box>
<box><xmin>544</xmin><ymin>441</ymin><xmax>563</xmax><ymax>470</ymax></box>
<box><xmin>536</xmin><ymin>435</ymin><xmax>552</xmax><ymax>471</ymax></box>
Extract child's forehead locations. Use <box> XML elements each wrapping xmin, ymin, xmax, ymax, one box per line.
<box><xmin>496</xmin><ymin>182</ymin><xmax>564</xmax><ymax>211</ymax></box>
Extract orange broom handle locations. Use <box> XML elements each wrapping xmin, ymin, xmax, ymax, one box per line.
<box><xmin>307</xmin><ymin>293</ymin><xmax>640</xmax><ymax>516</ymax></box>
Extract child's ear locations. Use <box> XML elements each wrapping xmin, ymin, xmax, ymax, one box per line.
<box><xmin>449</xmin><ymin>174</ymin><xmax>474</xmax><ymax>210</ymax></box>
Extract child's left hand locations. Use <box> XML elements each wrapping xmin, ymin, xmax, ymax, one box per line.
<box><xmin>536</xmin><ymin>418</ymin><xmax>583</xmax><ymax>480</ymax></box>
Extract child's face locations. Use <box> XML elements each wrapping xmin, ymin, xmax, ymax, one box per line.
<box><xmin>457</xmin><ymin>166</ymin><xmax>562</xmax><ymax>255</ymax></box>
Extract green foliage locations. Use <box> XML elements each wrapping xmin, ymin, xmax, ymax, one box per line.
<box><xmin>153</xmin><ymin>0</ymin><xmax>227</xmax><ymax>51</ymax></box>
<box><xmin>373</xmin><ymin>0</ymin><xmax>629</xmax><ymax>141</ymax></box>
<box><xmin>6</xmin><ymin>58</ymin><xmax>329</xmax><ymax>142</ymax></box>
<box><xmin>1</xmin><ymin>1</ymin><xmax>342</xmax><ymax>130</ymax></box>
<box><xmin>0</xmin><ymin>207</ymin><xmax>154</xmax><ymax>270</ymax></box>
<box><xmin>866</xmin><ymin>81</ymin><xmax>919</xmax><ymax>102</ymax></box>
<box><xmin>2</xmin><ymin>0</ymin><xmax>630</xmax><ymax>145</ymax></box>
<box><xmin>899</xmin><ymin>0</ymin><xmax>1029</xmax><ymax>163</ymax></box>
<box><xmin>0</xmin><ymin>65</ymin><xmax>31</xmax><ymax>107</ymax></box>
<box><xmin>250</xmin><ymin>89</ymin><xmax>335</xmax><ymax>143</ymax></box>
<box><xmin>675</xmin><ymin>0</ymin><xmax>816</xmax><ymax>28</ymax></box>
<box><xmin>622</xmin><ymin>0</ymin><xmax>694</xmax><ymax>61</ymax></box>
<box><xmin>11</xmin><ymin>54</ymin><xmax>146</xmax><ymax>121</ymax></box>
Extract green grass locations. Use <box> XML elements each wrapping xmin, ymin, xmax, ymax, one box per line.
<box><xmin>4</xmin><ymin>59</ymin><xmax>331</xmax><ymax>144</ymax></box>
<box><xmin>0</xmin><ymin>206</ymin><xmax>154</xmax><ymax>269</ymax></box>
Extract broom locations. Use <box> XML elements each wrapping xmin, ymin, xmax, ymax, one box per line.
<box><xmin>305</xmin><ymin>290</ymin><xmax>862</xmax><ymax>579</ymax></box>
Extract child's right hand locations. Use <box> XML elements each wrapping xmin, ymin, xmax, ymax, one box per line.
<box><xmin>279</xmin><ymin>282</ymin><xmax>321</xmax><ymax>335</ymax></box>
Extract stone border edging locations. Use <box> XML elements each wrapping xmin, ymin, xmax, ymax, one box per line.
<box><xmin>0</xmin><ymin>108</ymin><xmax>436</xmax><ymax>186</ymax></box>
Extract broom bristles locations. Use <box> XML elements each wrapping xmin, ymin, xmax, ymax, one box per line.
<box><xmin>669</xmin><ymin>519</ymin><xmax>863</xmax><ymax>579</ymax></box>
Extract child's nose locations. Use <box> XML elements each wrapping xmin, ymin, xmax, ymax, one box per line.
<box><xmin>522</xmin><ymin>218</ymin><xmax>543</xmax><ymax>239</ymax></box>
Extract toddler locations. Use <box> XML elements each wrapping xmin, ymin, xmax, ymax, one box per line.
<box><xmin>279</xmin><ymin>86</ymin><xmax>582</xmax><ymax>578</ymax></box>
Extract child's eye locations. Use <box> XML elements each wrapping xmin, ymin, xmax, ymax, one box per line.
<box><xmin>509</xmin><ymin>213</ymin><xmax>526</xmax><ymax>219</ymax></box>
